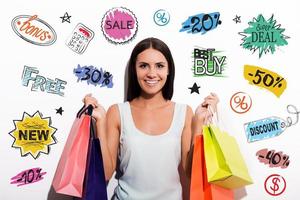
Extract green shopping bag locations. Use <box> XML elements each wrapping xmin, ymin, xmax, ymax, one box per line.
<box><xmin>203</xmin><ymin>124</ymin><xmax>253</xmax><ymax>189</ymax></box>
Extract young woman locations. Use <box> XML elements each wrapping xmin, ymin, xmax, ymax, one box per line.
<box><xmin>83</xmin><ymin>37</ymin><xmax>219</xmax><ymax>200</ymax></box>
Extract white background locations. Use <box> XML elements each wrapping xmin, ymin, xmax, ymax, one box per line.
<box><xmin>1</xmin><ymin>0</ymin><xmax>300</xmax><ymax>199</ymax></box>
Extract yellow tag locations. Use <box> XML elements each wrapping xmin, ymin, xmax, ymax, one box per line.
<box><xmin>244</xmin><ymin>65</ymin><xmax>287</xmax><ymax>97</ymax></box>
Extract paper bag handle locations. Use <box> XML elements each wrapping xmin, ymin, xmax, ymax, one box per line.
<box><xmin>77</xmin><ymin>104</ymin><xmax>93</xmax><ymax>118</ymax></box>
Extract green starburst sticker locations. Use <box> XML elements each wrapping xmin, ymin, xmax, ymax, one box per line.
<box><xmin>239</xmin><ymin>14</ymin><xmax>289</xmax><ymax>58</ymax></box>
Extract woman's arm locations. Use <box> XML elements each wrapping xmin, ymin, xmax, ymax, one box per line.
<box><xmin>183</xmin><ymin>112</ymin><xmax>207</xmax><ymax>178</ymax></box>
<box><xmin>180</xmin><ymin>105</ymin><xmax>193</xmax><ymax>175</ymax></box>
<box><xmin>181</xmin><ymin>106</ymin><xmax>204</xmax><ymax>178</ymax></box>
<box><xmin>101</xmin><ymin>104</ymin><xmax>121</xmax><ymax>181</ymax></box>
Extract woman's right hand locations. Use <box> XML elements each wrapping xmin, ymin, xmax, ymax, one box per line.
<box><xmin>83</xmin><ymin>93</ymin><xmax>106</xmax><ymax>122</ymax></box>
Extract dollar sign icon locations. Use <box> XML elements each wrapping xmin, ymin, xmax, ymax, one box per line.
<box><xmin>270</xmin><ymin>177</ymin><xmax>280</xmax><ymax>194</ymax></box>
<box><xmin>264</xmin><ymin>174</ymin><xmax>286</xmax><ymax>196</ymax></box>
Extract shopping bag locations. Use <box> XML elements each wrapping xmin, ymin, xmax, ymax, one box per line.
<box><xmin>190</xmin><ymin>134</ymin><xmax>234</xmax><ymax>200</ymax></box>
<box><xmin>203</xmin><ymin>124</ymin><xmax>253</xmax><ymax>189</ymax></box>
<box><xmin>52</xmin><ymin>105</ymin><xmax>93</xmax><ymax>197</ymax></box>
<box><xmin>79</xmin><ymin>118</ymin><xmax>108</xmax><ymax>200</ymax></box>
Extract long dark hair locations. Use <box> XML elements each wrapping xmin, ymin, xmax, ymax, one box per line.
<box><xmin>126</xmin><ymin>37</ymin><xmax>175</xmax><ymax>101</ymax></box>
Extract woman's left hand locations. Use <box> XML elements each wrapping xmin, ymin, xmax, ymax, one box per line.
<box><xmin>199</xmin><ymin>92</ymin><xmax>219</xmax><ymax>113</ymax></box>
<box><xmin>193</xmin><ymin>93</ymin><xmax>219</xmax><ymax>132</ymax></box>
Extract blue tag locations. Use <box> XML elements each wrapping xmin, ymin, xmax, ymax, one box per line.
<box><xmin>244</xmin><ymin>117</ymin><xmax>286</xmax><ymax>142</ymax></box>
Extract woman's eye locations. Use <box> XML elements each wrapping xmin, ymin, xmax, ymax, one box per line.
<box><xmin>157</xmin><ymin>64</ymin><xmax>164</xmax><ymax>68</ymax></box>
<box><xmin>139</xmin><ymin>64</ymin><xmax>147</xmax><ymax>68</ymax></box>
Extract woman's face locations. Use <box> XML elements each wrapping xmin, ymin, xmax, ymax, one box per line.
<box><xmin>135</xmin><ymin>48</ymin><xmax>169</xmax><ymax>97</ymax></box>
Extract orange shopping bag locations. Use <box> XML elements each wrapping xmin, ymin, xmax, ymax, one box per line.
<box><xmin>190</xmin><ymin>135</ymin><xmax>234</xmax><ymax>200</ymax></box>
<box><xmin>52</xmin><ymin>105</ymin><xmax>93</xmax><ymax>197</ymax></box>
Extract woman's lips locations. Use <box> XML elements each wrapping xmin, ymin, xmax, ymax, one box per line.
<box><xmin>144</xmin><ymin>80</ymin><xmax>159</xmax><ymax>86</ymax></box>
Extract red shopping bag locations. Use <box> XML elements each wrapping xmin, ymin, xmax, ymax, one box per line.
<box><xmin>190</xmin><ymin>135</ymin><xmax>234</xmax><ymax>200</ymax></box>
<box><xmin>52</xmin><ymin>105</ymin><xmax>92</xmax><ymax>197</ymax></box>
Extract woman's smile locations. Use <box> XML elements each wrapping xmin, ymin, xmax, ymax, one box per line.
<box><xmin>144</xmin><ymin>79</ymin><xmax>159</xmax><ymax>86</ymax></box>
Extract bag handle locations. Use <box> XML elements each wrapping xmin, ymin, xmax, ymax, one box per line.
<box><xmin>77</xmin><ymin>105</ymin><xmax>97</xmax><ymax>138</ymax></box>
<box><xmin>90</xmin><ymin>118</ymin><xmax>97</xmax><ymax>139</ymax></box>
<box><xmin>77</xmin><ymin>104</ymin><xmax>93</xmax><ymax>118</ymax></box>
<box><xmin>208</xmin><ymin>104</ymin><xmax>229</xmax><ymax>133</ymax></box>
<box><xmin>203</xmin><ymin>105</ymin><xmax>219</xmax><ymax>126</ymax></box>
<box><xmin>208</xmin><ymin>105</ymin><xmax>219</xmax><ymax>125</ymax></box>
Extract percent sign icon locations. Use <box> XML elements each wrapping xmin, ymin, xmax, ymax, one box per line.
<box><xmin>230</xmin><ymin>92</ymin><xmax>252</xmax><ymax>114</ymax></box>
<box><xmin>234</xmin><ymin>96</ymin><xmax>247</xmax><ymax>109</ymax></box>
<box><xmin>154</xmin><ymin>9</ymin><xmax>170</xmax><ymax>26</ymax></box>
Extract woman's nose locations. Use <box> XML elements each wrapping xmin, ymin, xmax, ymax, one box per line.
<box><xmin>146</xmin><ymin>66</ymin><xmax>157</xmax><ymax>77</ymax></box>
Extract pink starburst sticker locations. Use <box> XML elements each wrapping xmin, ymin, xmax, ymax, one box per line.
<box><xmin>101</xmin><ymin>7</ymin><xmax>138</xmax><ymax>44</ymax></box>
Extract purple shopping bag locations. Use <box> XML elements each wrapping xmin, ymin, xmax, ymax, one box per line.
<box><xmin>76</xmin><ymin>107</ymin><xmax>108</xmax><ymax>200</ymax></box>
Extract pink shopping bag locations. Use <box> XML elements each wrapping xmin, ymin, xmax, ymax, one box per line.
<box><xmin>52</xmin><ymin>105</ymin><xmax>92</xmax><ymax>197</ymax></box>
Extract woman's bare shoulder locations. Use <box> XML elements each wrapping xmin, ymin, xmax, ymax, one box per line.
<box><xmin>106</xmin><ymin>103</ymin><xmax>121</xmax><ymax>125</ymax></box>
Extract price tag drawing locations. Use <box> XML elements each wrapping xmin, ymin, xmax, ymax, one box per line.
<box><xmin>66</xmin><ymin>23</ymin><xmax>94</xmax><ymax>54</ymax></box>
<box><xmin>244</xmin><ymin>105</ymin><xmax>299</xmax><ymax>142</ymax></box>
<box><xmin>244</xmin><ymin>116</ymin><xmax>286</xmax><ymax>142</ymax></box>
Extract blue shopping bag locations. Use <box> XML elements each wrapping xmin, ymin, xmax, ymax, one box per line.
<box><xmin>76</xmin><ymin>105</ymin><xmax>108</xmax><ymax>200</ymax></box>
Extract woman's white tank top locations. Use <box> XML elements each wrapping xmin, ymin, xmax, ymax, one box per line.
<box><xmin>112</xmin><ymin>101</ymin><xmax>187</xmax><ymax>200</ymax></box>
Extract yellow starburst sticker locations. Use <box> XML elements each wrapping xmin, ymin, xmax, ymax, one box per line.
<box><xmin>9</xmin><ymin>111</ymin><xmax>57</xmax><ymax>159</ymax></box>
